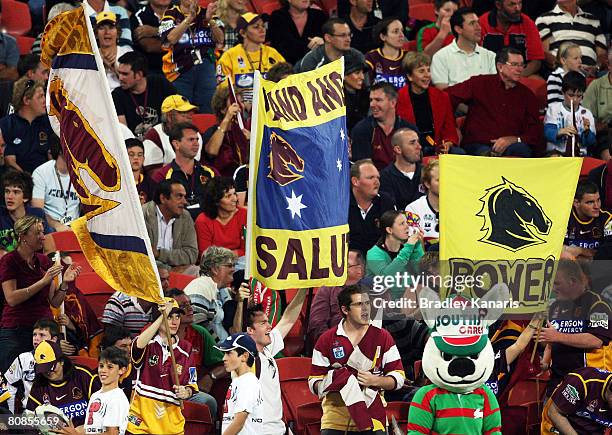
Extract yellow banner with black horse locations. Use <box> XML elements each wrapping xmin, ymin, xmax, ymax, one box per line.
<box><xmin>246</xmin><ymin>60</ymin><xmax>350</xmax><ymax>289</ymax></box>
<box><xmin>439</xmin><ymin>155</ymin><xmax>581</xmax><ymax>313</ymax></box>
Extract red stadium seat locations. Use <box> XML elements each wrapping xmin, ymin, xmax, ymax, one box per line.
<box><xmin>84</xmin><ymin>290</ymin><xmax>114</xmax><ymax>319</ymax></box>
<box><xmin>70</xmin><ymin>355</ymin><xmax>98</xmax><ymax>371</ymax></box>
<box><xmin>169</xmin><ymin>272</ymin><xmax>196</xmax><ymax>290</ymax></box>
<box><xmin>15</xmin><ymin>36</ymin><xmax>35</xmax><ymax>55</ymax></box>
<box><xmin>296</xmin><ymin>401</ymin><xmax>323</xmax><ymax>435</ymax></box>
<box><xmin>410</xmin><ymin>3</ymin><xmax>435</xmax><ymax>21</ymax></box>
<box><xmin>580</xmin><ymin>156</ymin><xmax>605</xmax><ymax>179</ymax></box>
<box><xmin>68</xmin><ymin>252</ymin><xmax>94</xmax><ymax>273</ymax></box>
<box><xmin>198</xmin><ymin>0</ymin><xmax>213</xmax><ymax>8</ymax></box>
<box><xmin>76</xmin><ymin>272</ymin><xmax>115</xmax><ymax>295</ymax></box>
<box><xmin>191</xmin><ymin>113</ymin><xmax>218</xmax><ymax>134</ymax></box>
<box><xmin>1</xmin><ymin>0</ymin><xmax>32</xmax><ymax>36</ymax></box>
<box><xmin>403</xmin><ymin>40</ymin><xmax>417</xmax><ymax>52</ymax></box>
<box><xmin>279</xmin><ymin>358</ymin><xmax>318</xmax><ymax>427</ymax></box>
<box><xmin>278</xmin><ymin>357</ymin><xmax>311</xmax><ymax>381</ymax></box>
<box><xmin>256</xmin><ymin>0</ymin><xmax>282</xmax><ymax>14</ymax></box>
<box><xmin>314</xmin><ymin>0</ymin><xmax>337</xmax><ymax>16</ymax></box>
<box><xmin>184</xmin><ymin>402</ymin><xmax>215</xmax><ymax>435</ymax></box>
<box><xmin>51</xmin><ymin>231</ymin><xmax>81</xmax><ymax>252</ymax></box>
<box><xmin>386</xmin><ymin>401</ymin><xmax>410</xmax><ymax>430</ymax></box>
<box><xmin>506</xmin><ymin>380</ymin><xmax>546</xmax><ymax>406</ymax></box>
<box><xmin>519</xmin><ymin>77</ymin><xmax>547</xmax><ymax>113</ymax></box>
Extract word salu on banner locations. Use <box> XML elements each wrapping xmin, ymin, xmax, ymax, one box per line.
<box><xmin>439</xmin><ymin>155</ymin><xmax>581</xmax><ymax>313</ymax></box>
<box><xmin>246</xmin><ymin>60</ymin><xmax>350</xmax><ymax>289</ymax></box>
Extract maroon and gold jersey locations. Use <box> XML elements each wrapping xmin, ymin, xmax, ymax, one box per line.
<box><xmin>548</xmin><ymin>291</ymin><xmax>612</xmax><ymax>394</ymax></box>
<box><xmin>127</xmin><ymin>335</ymin><xmax>198</xmax><ymax>435</ymax></box>
<box><xmin>309</xmin><ymin>321</ymin><xmax>405</xmax><ymax>431</ymax></box>
<box><xmin>365</xmin><ymin>48</ymin><xmax>407</xmax><ymax>89</ymax></box>
<box><xmin>542</xmin><ymin>367</ymin><xmax>612</xmax><ymax>434</ymax></box>
<box><xmin>159</xmin><ymin>5</ymin><xmax>216</xmax><ymax>82</ymax></box>
<box><xmin>565</xmin><ymin>209</ymin><xmax>612</xmax><ymax>250</ymax></box>
<box><xmin>26</xmin><ymin>364</ymin><xmax>100</xmax><ymax>426</ymax></box>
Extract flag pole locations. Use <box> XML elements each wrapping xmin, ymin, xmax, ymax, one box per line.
<box><xmin>53</xmin><ymin>251</ymin><xmax>66</xmax><ymax>337</ymax></box>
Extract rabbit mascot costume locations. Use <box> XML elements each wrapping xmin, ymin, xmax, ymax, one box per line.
<box><xmin>407</xmin><ymin>284</ymin><xmax>509</xmax><ymax>434</ymax></box>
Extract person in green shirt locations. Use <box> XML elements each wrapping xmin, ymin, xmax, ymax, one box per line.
<box><xmin>366</xmin><ymin>209</ymin><xmax>424</xmax><ymax>299</ymax></box>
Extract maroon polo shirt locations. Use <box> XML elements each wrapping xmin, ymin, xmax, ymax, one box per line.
<box><xmin>371</xmin><ymin>124</ymin><xmax>396</xmax><ymax>170</ymax></box>
<box><xmin>0</xmin><ymin>251</ymin><xmax>53</xmax><ymax>328</ymax></box>
<box><xmin>448</xmin><ymin>74</ymin><xmax>542</xmax><ymax>146</ymax></box>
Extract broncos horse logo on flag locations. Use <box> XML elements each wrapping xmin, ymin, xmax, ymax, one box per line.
<box><xmin>268</xmin><ymin>132</ymin><xmax>304</xmax><ymax>186</ymax></box>
<box><xmin>477</xmin><ymin>177</ymin><xmax>552</xmax><ymax>252</ymax></box>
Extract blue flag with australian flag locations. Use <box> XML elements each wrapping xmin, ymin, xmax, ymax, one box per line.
<box><xmin>246</xmin><ymin>59</ymin><xmax>350</xmax><ymax>289</ymax></box>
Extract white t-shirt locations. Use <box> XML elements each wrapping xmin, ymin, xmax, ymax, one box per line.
<box><xmin>222</xmin><ymin>372</ymin><xmax>263</xmax><ymax>435</ymax></box>
<box><xmin>143</xmin><ymin>123</ymin><xmax>202</xmax><ymax>168</ymax></box>
<box><xmin>4</xmin><ymin>351</ymin><xmax>35</xmax><ymax>413</ymax></box>
<box><xmin>83</xmin><ymin>387</ymin><xmax>129</xmax><ymax>435</ymax></box>
<box><xmin>258</xmin><ymin>328</ymin><xmax>285</xmax><ymax>435</ymax></box>
<box><xmin>32</xmin><ymin>160</ymin><xmax>80</xmax><ymax>223</ymax></box>
<box><xmin>106</xmin><ymin>45</ymin><xmax>133</xmax><ymax>92</ymax></box>
<box><xmin>544</xmin><ymin>101</ymin><xmax>596</xmax><ymax>153</ymax></box>
<box><xmin>405</xmin><ymin>195</ymin><xmax>439</xmax><ymax>247</ymax></box>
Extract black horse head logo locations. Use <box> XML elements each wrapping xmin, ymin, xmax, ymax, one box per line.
<box><xmin>477</xmin><ymin>177</ymin><xmax>552</xmax><ymax>252</ymax></box>
<box><xmin>268</xmin><ymin>132</ymin><xmax>304</xmax><ymax>186</ymax></box>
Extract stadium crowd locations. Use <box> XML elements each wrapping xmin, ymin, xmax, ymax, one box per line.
<box><xmin>0</xmin><ymin>0</ymin><xmax>609</xmax><ymax>433</ymax></box>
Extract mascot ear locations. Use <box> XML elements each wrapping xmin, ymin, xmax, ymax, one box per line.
<box><xmin>419</xmin><ymin>286</ymin><xmax>442</xmax><ymax>330</ymax></box>
<box><xmin>480</xmin><ymin>283</ymin><xmax>511</xmax><ymax>328</ymax></box>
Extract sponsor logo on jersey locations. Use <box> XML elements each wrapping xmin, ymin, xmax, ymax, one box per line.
<box><xmin>562</xmin><ymin>384</ymin><xmax>580</xmax><ymax>405</ymax></box>
<box><xmin>332</xmin><ymin>346</ymin><xmax>345</xmax><ymax>359</ymax></box>
<box><xmin>148</xmin><ymin>355</ymin><xmax>159</xmax><ymax>367</ymax></box>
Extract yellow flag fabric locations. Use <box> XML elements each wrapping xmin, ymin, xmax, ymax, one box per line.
<box><xmin>439</xmin><ymin>155</ymin><xmax>581</xmax><ymax>313</ymax></box>
<box><xmin>246</xmin><ymin>60</ymin><xmax>350</xmax><ymax>289</ymax></box>
<box><xmin>40</xmin><ymin>7</ymin><xmax>163</xmax><ymax>303</ymax></box>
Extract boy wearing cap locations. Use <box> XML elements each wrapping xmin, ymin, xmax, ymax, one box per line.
<box><xmin>26</xmin><ymin>340</ymin><xmax>100</xmax><ymax>427</ymax></box>
<box><xmin>126</xmin><ymin>298</ymin><xmax>198</xmax><ymax>435</ymax></box>
<box><xmin>4</xmin><ymin>318</ymin><xmax>60</xmax><ymax>413</ymax></box>
<box><xmin>216</xmin><ymin>333</ymin><xmax>263</xmax><ymax>435</ymax></box>
<box><xmin>217</xmin><ymin>13</ymin><xmax>285</xmax><ymax>104</ymax></box>
<box><xmin>142</xmin><ymin>94</ymin><xmax>203</xmax><ymax>172</ymax></box>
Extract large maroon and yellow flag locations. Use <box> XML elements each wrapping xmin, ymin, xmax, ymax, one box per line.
<box><xmin>40</xmin><ymin>7</ymin><xmax>163</xmax><ymax>303</ymax></box>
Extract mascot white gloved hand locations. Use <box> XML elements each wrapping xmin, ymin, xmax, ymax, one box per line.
<box><xmin>407</xmin><ymin>284</ymin><xmax>509</xmax><ymax>435</ymax></box>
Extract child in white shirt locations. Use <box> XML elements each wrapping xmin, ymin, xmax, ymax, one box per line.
<box><xmin>56</xmin><ymin>346</ymin><xmax>129</xmax><ymax>435</ymax></box>
<box><xmin>544</xmin><ymin>71</ymin><xmax>596</xmax><ymax>156</ymax></box>
<box><xmin>215</xmin><ymin>333</ymin><xmax>263</xmax><ymax>435</ymax></box>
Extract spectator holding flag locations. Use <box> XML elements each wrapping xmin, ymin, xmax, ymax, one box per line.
<box><xmin>127</xmin><ymin>298</ymin><xmax>199</xmax><ymax>435</ymax></box>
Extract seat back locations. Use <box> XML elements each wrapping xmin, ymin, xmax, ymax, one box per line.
<box><xmin>1</xmin><ymin>0</ymin><xmax>32</xmax><ymax>35</ymax></box>
<box><xmin>410</xmin><ymin>3</ymin><xmax>435</xmax><ymax>21</ymax></box>
<box><xmin>296</xmin><ymin>401</ymin><xmax>322</xmax><ymax>435</ymax></box>
<box><xmin>191</xmin><ymin>113</ymin><xmax>218</xmax><ymax>134</ymax></box>
<box><xmin>52</xmin><ymin>231</ymin><xmax>81</xmax><ymax>252</ymax></box>
<box><xmin>76</xmin><ymin>272</ymin><xmax>115</xmax><ymax>295</ymax></box>
<box><xmin>16</xmin><ymin>36</ymin><xmax>35</xmax><ymax>55</ymax></box>
<box><xmin>386</xmin><ymin>401</ymin><xmax>410</xmax><ymax>430</ymax></box>
<box><xmin>277</xmin><ymin>356</ymin><xmax>311</xmax><ymax>382</ymax></box>
<box><xmin>507</xmin><ymin>380</ymin><xmax>546</xmax><ymax>406</ymax></box>
<box><xmin>519</xmin><ymin>77</ymin><xmax>547</xmax><ymax>113</ymax></box>
<box><xmin>84</xmin><ymin>291</ymin><xmax>114</xmax><ymax>319</ymax></box>
<box><xmin>183</xmin><ymin>401</ymin><xmax>214</xmax><ymax>435</ymax></box>
<box><xmin>169</xmin><ymin>272</ymin><xmax>196</xmax><ymax>290</ymax></box>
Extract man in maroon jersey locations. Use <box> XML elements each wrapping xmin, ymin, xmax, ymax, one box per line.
<box><xmin>542</xmin><ymin>366</ymin><xmax>612</xmax><ymax>434</ymax></box>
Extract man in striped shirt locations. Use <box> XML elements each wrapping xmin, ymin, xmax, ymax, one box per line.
<box><xmin>102</xmin><ymin>292</ymin><xmax>156</xmax><ymax>337</ymax></box>
<box><xmin>536</xmin><ymin>0</ymin><xmax>607</xmax><ymax>71</ymax></box>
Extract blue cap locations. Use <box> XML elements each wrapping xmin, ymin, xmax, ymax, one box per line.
<box><xmin>214</xmin><ymin>333</ymin><xmax>257</xmax><ymax>357</ymax></box>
